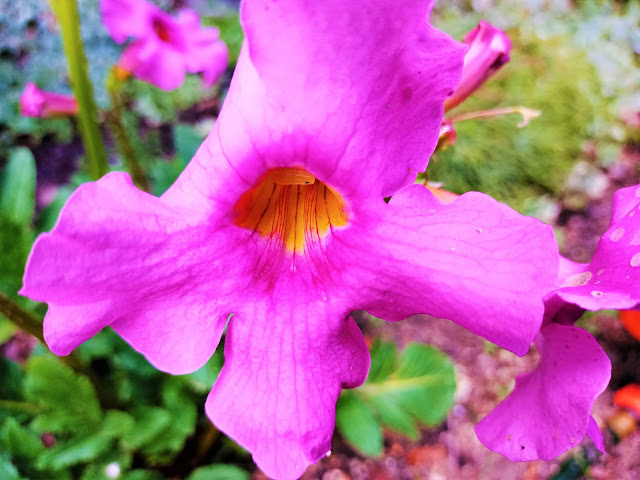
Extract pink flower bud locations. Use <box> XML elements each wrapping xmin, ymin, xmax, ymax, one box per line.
<box><xmin>19</xmin><ymin>82</ymin><xmax>78</xmax><ymax>118</ymax></box>
<box><xmin>444</xmin><ymin>21</ymin><xmax>511</xmax><ymax>112</ymax></box>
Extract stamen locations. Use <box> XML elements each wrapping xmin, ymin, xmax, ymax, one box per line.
<box><xmin>233</xmin><ymin>168</ymin><xmax>348</xmax><ymax>253</ymax></box>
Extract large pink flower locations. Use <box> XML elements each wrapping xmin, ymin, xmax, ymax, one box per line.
<box><xmin>100</xmin><ymin>0</ymin><xmax>228</xmax><ymax>91</ymax></box>
<box><xmin>476</xmin><ymin>184</ymin><xmax>640</xmax><ymax>461</ymax></box>
<box><xmin>22</xmin><ymin>1</ymin><xmax>560</xmax><ymax>478</ymax></box>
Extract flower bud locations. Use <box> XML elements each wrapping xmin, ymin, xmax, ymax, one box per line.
<box><xmin>19</xmin><ymin>82</ymin><xmax>78</xmax><ymax>118</ymax></box>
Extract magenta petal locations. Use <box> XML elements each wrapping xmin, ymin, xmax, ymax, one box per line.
<box><xmin>236</xmin><ymin>0</ymin><xmax>465</xmax><ymax>197</ymax></box>
<box><xmin>475</xmin><ymin>323</ymin><xmax>610</xmax><ymax>460</ymax></box>
<box><xmin>360</xmin><ymin>185</ymin><xmax>558</xmax><ymax>355</ymax></box>
<box><xmin>21</xmin><ymin>172</ymin><xmax>230</xmax><ymax>373</ymax></box>
<box><xmin>610</xmin><ymin>184</ymin><xmax>640</xmax><ymax>225</ymax></box>
<box><xmin>125</xmin><ymin>40</ymin><xmax>187</xmax><ymax>91</ymax></box>
<box><xmin>206</xmin><ymin>308</ymin><xmax>369</xmax><ymax>480</ymax></box>
<box><xmin>554</xmin><ymin>194</ymin><xmax>640</xmax><ymax>311</ymax></box>
<box><xmin>586</xmin><ymin>416</ymin><xmax>605</xmax><ymax>453</ymax></box>
<box><xmin>100</xmin><ymin>0</ymin><xmax>155</xmax><ymax>44</ymax></box>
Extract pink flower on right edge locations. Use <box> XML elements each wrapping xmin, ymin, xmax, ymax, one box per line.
<box><xmin>100</xmin><ymin>0</ymin><xmax>228</xmax><ymax>91</ymax></box>
<box><xmin>476</xmin><ymin>184</ymin><xmax>640</xmax><ymax>460</ymax></box>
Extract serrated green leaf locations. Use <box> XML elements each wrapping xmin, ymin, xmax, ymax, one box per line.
<box><xmin>36</xmin><ymin>433</ymin><xmax>113</xmax><ymax>471</ymax></box>
<box><xmin>0</xmin><ymin>147</ymin><xmax>36</xmax><ymax>225</ymax></box>
<box><xmin>339</xmin><ymin>341</ymin><xmax>455</xmax><ymax>453</ymax></box>
<box><xmin>187</xmin><ymin>464</ymin><xmax>250</xmax><ymax>480</ymax></box>
<box><xmin>0</xmin><ymin>417</ymin><xmax>45</xmax><ymax>460</ymax></box>
<box><xmin>25</xmin><ymin>356</ymin><xmax>102</xmax><ymax>434</ymax></box>
<box><xmin>335</xmin><ymin>391</ymin><xmax>382</xmax><ymax>457</ymax></box>
<box><xmin>101</xmin><ymin>410</ymin><xmax>135</xmax><ymax>438</ymax></box>
<box><xmin>0</xmin><ymin>451</ymin><xmax>23</xmax><ymax>480</ymax></box>
<box><xmin>122</xmin><ymin>407</ymin><xmax>172</xmax><ymax>450</ymax></box>
<box><xmin>358</xmin><ymin>342</ymin><xmax>456</xmax><ymax>430</ymax></box>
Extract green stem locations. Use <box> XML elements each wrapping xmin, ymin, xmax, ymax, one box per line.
<box><xmin>447</xmin><ymin>106</ymin><xmax>542</xmax><ymax>128</ymax></box>
<box><xmin>0</xmin><ymin>292</ymin><xmax>118</xmax><ymax>408</ymax></box>
<box><xmin>0</xmin><ymin>291</ymin><xmax>45</xmax><ymax>344</ymax></box>
<box><xmin>49</xmin><ymin>0</ymin><xmax>109</xmax><ymax>180</ymax></box>
<box><xmin>0</xmin><ymin>399</ymin><xmax>42</xmax><ymax>415</ymax></box>
<box><xmin>105</xmin><ymin>72</ymin><xmax>150</xmax><ymax>192</ymax></box>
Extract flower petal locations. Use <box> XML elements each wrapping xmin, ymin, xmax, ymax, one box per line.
<box><xmin>610</xmin><ymin>184</ymin><xmax>640</xmax><ymax>225</ymax></box>
<box><xmin>21</xmin><ymin>172</ymin><xmax>233</xmax><ymax>373</ymax></box>
<box><xmin>358</xmin><ymin>185</ymin><xmax>558</xmax><ymax>355</ymax></box>
<box><xmin>123</xmin><ymin>40</ymin><xmax>187</xmax><ymax>91</ymax></box>
<box><xmin>586</xmin><ymin>416</ymin><xmax>605</xmax><ymax>453</ymax></box>
<box><xmin>206</xmin><ymin>306</ymin><xmax>369</xmax><ymax>480</ymax></box>
<box><xmin>475</xmin><ymin>323</ymin><xmax>610</xmax><ymax>460</ymax></box>
<box><xmin>100</xmin><ymin>0</ymin><xmax>155</xmax><ymax>44</ymax></box>
<box><xmin>554</xmin><ymin>193</ymin><xmax>640</xmax><ymax>311</ymax></box>
<box><xmin>179</xmin><ymin>0</ymin><xmax>465</xmax><ymax>200</ymax></box>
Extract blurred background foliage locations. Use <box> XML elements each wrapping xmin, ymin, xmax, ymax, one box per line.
<box><xmin>0</xmin><ymin>0</ymin><xmax>638</xmax><ymax>478</ymax></box>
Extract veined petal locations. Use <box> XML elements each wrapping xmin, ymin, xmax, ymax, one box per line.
<box><xmin>100</xmin><ymin>0</ymin><xmax>156</xmax><ymax>44</ymax></box>
<box><xmin>357</xmin><ymin>185</ymin><xmax>558</xmax><ymax>355</ymax></box>
<box><xmin>475</xmin><ymin>323</ymin><xmax>610</xmax><ymax>460</ymax></box>
<box><xmin>554</xmin><ymin>194</ymin><xmax>640</xmax><ymax>311</ymax></box>
<box><xmin>176</xmin><ymin>0</ymin><xmax>465</xmax><ymax>201</ymax></box>
<box><xmin>123</xmin><ymin>40</ymin><xmax>187</xmax><ymax>91</ymax></box>
<box><xmin>21</xmin><ymin>172</ymin><xmax>236</xmax><ymax>373</ymax></box>
<box><xmin>206</xmin><ymin>304</ymin><xmax>369</xmax><ymax>480</ymax></box>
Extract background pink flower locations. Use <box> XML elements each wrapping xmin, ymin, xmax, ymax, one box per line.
<box><xmin>100</xmin><ymin>0</ymin><xmax>228</xmax><ymax>90</ymax></box>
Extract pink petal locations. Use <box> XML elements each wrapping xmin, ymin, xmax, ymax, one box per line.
<box><xmin>206</xmin><ymin>309</ymin><xmax>369</xmax><ymax>480</ymax></box>
<box><xmin>100</xmin><ymin>0</ymin><xmax>155</xmax><ymax>44</ymax></box>
<box><xmin>610</xmin><ymin>184</ymin><xmax>640</xmax><ymax>225</ymax></box>
<box><xmin>21</xmin><ymin>172</ymin><xmax>232</xmax><ymax>373</ymax></box>
<box><xmin>180</xmin><ymin>0</ymin><xmax>465</xmax><ymax>200</ymax></box>
<box><xmin>357</xmin><ymin>185</ymin><xmax>558</xmax><ymax>355</ymax></box>
<box><xmin>123</xmin><ymin>40</ymin><xmax>187</xmax><ymax>91</ymax></box>
<box><xmin>554</xmin><ymin>192</ymin><xmax>640</xmax><ymax>311</ymax></box>
<box><xmin>586</xmin><ymin>416</ymin><xmax>605</xmax><ymax>453</ymax></box>
<box><xmin>475</xmin><ymin>323</ymin><xmax>610</xmax><ymax>460</ymax></box>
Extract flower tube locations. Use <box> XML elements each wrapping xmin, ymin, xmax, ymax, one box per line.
<box><xmin>444</xmin><ymin>20</ymin><xmax>512</xmax><ymax>112</ymax></box>
<box><xmin>19</xmin><ymin>82</ymin><xmax>78</xmax><ymax>118</ymax></box>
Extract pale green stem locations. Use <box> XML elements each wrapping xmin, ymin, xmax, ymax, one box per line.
<box><xmin>447</xmin><ymin>106</ymin><xmax>542</xmax><ymax>128</ymax></box>
<box><xmin>48</xmin><ymin>0</ymin><xmax>109</xmax><ymax>180</ymax></box>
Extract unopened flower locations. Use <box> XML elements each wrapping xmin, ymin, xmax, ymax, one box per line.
<box><xmin>19</xmin><ymin>82</ymin><xmax>78</xmax><ymax>118</ymax></box>
<box><xmin>444</xmin><ymin>20</ymin><xmax>512</xmax><ymax>112</ymax></box>
<box><xmin>476</xmin><ymin>184</ymin><xmax>640</xmax><ymax>460</ymax></box>
<box><xmin>22</xmin><ymin>1</ymin><xmax>559</xmax><ymax>478</ymax></box>
<box><xmin>100</xmin><ymin>0</ymin><xmax>228</xmax><ymax>91</ymax></box>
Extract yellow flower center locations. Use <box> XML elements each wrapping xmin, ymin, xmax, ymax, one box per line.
<box><xmin>233</xmin><ymin>168</ymin><xmax>348</xmax><ymax>253</ymax></box>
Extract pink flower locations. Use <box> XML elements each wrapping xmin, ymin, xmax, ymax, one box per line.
<box><xmin>22</xmin><ymin>1</ymin><xmax>560</xmax><ymax>477</ymax></box>
<box><xmin>100</xmin><ymin>0</ymin><xmax>228</xmax><ymax>91</ymax></box>
<box><xmin>19</xmin><ymin>82</ymin><xmax>78</xmax><ymax>118</ymax></box>
<box><xmin>444</xmin><ymin>20</ymin><xmax>512</xmax><ymax>112</ymax></box>
<box><xmin>476</xmin><ymin>184</ymin><xmax>640</xmax><ymax>460</ymax></box>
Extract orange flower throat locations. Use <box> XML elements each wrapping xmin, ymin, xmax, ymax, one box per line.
<box><xmin>233</xmin><ymin>168</ymin><xmax>348</xmax><ymax>253</ymax></box>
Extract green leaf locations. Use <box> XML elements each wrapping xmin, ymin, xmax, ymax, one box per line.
<box><xmin>174</xmin><ymin>124</ymin><xmax>205</xmax><ymax>164</ymax></box>
<box><xmin>36</xmin><ymin>433</ymin><xmax>113</xmax><ymax>471</ymax></box>
<box><xmin>185</xmin><ymin>349</ymin><xmax>223</xmax><ymax>394</ymax></box>
<box><xmin>79</xmin><ymin>447</ymin><xmax>133</xmax><ymax>480</ymax></box>
<box><xmin>335</xmin><ymin>392</ymin><xmax>383</xmax><ymax>457</ymax></box>
<box><xmin>123</xmin><ymin>471</ymin><xmax>167</xmax><ymax>480</ymax></box>
<box><xmin>0</xmin><ymin>417</ymin><xmax>45</xmax><ymax>460</ymax></box>
<box><xmin>338</xmin><ymin>340</ymin><xmax>455</xmax><ymax>453</ymax></box>
<box><xmin>0</xmin><ymin>451</ymin><xmax>23</xmax><ymax>480</ymax></box>
<box><xmin>122</xmin><ymin>407</ymin><xmax>172</xmax><ymax>450</ymax></box>
<box><xmin>0</xmin><ymin>147</ymin><xmax>36</xmax><ymax>225</ymax></box>
<box><xmin>187</xmin><ymin>464</ymin><xmax>250</xmax><ymax>480</ymax></box>
<box><xmin>360</xmin><ymin>343</ymin><xmax>456</xmax><ymax>429</ymax></box>
<box><xmin>25</xmin><ymin>356</ymin><xmax>102</xmax><ymax>434</ymax></box>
